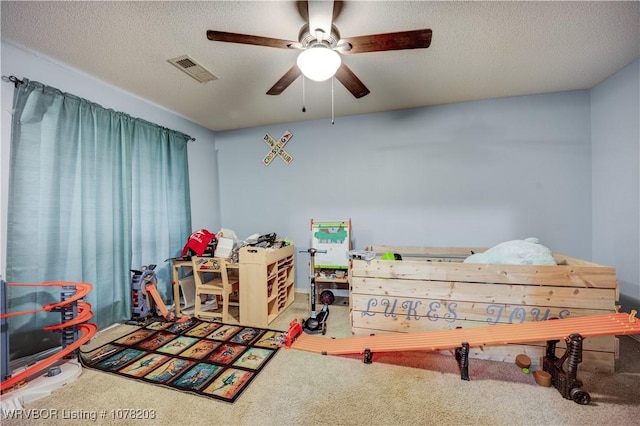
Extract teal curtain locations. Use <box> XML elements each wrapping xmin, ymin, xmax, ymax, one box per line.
<box><xmin>6</xmin><ymin>79</ymin><xmax>192</xmax><ymax>358</ymax></box>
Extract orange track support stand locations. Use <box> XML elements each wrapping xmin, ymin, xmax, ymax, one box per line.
<box><xmin>281</xmin><ymin>320</ymin><xmax>303</xmax><ymax>347</ymax></box>
<box><xmin>145</xmin><ymin>282</ymin><xmax>188</xmax><ymax>323</ymax></box>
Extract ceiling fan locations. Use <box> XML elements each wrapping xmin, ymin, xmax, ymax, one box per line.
<box><xmin>206</xmin><ymin>1</ymin><xmax>432</xmax><ymax>99</ymax></box>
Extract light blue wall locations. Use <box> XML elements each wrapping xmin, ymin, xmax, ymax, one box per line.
<box><xmin>215</xmin><ymin>91</ymin><xmax>593</xmax><ymax>291</ymax></box>
<box><xmin>3</xmin><ymin>42</ymin><xmax>638</xmax><ymax>310</ymax></box>
<box><xmin>1</xmin><ymin>42</ymin><xmax>220</xmax><ymax>278</ymax></box>
<box><xmin>591</xmin><ymin>59</ymin><xmax>640</xmax><ymax>311</ymax></box>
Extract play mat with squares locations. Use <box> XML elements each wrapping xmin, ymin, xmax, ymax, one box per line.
<box><xmin>79</xmin><ymin>318</ymin><xmax>286</xmax><ymax>403</ymax></box>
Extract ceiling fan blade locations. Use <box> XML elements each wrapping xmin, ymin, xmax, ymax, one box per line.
<box><xmin>297</xmin><ymin>1</ymin><xmax>309</xmax><ymax>21</ymax></box>
<box><xmin>266</xmin><ymin>66</ymin><xmax>302</xmax><ymax>95</ymax></box>
<box><xmin>334</xmin><ymin>63</ymin><xmax>370</xmax><ymax>99</ymax></box>
<box><xmin>308</xmin><ymin>0</ymin><xmax>334</xmax><ymax>41</ymax></box>
<box><xmin>297</xmin><ymin>0</ymin><xmax>342</xmax><ymax>21</ymax></box>
<box><xmin>340</xmin><ymin>29</ymin><xmax>432</xmax><ymax>54</ymax></box>
<box><xmin>207</xmin><ymin>30</ymin><xmax>296</xmax><ymax>49</ymax></box>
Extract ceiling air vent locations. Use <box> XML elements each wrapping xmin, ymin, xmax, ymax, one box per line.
<box><xmin>168</xmin><ymin>55</ymin><xmax>218</xmax><ymax>83</ymax></box>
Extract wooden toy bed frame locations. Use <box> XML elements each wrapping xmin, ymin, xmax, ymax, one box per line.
<box><xmin>348</xmin><ymin>245</ymin><xmax>620</xmax><ymax>372</ymax></box>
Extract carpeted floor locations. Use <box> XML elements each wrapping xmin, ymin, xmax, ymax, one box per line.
<box><xmin>2</xmin><ymin>294</ymin><xmax>639</xmax><ymax>425</ymax></box>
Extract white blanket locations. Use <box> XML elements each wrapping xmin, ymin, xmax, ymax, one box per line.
<box><xmin>463</xmin><ymin>237</ymin><xmax>556</xmax><ymax>265</ymax></box>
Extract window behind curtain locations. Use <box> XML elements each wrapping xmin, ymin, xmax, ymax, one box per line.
<box><xmin>6</xmin><ymin>78</ymin><xmax>192</xmax><ymax>358</ymax></box>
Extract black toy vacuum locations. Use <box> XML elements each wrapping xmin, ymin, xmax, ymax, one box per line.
<box><xmin>300</xmin><ymin>247</ymin><xmax>333</xmax><ymax>335</ymax></box>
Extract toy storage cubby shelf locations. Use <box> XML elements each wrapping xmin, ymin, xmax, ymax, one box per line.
<box><xmin>239</xmin><ymin>244</ymin><xmax>295</xmax><ymax>328</ymax></box>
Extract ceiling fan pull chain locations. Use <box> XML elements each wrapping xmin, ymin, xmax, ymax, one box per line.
<box><xmin>331</xmin><ymin>77</ymin><xmax>335</xmax><ymax>125</ymax></box>
<box><xmin>302</xmin><ymin>75</ymin><xmax>306</xmax><ymax>113</ymax></box>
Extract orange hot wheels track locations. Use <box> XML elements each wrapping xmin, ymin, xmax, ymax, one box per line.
<box><xmin>1</xmin><ymin>282</ymin><xmax>97</xmax><ymax>393</ymax></box>
<box><xmin>288</xmin><ymin>310</ymin><xmax>639</xmax><ymax>404</ymax></box>
<box><xmin>290</xmin><ymin>311</ymin><xmax>639</xmax><ymax>355</ymax></box>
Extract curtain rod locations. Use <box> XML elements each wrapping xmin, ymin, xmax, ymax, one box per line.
<box><xmin>1</xmin><ymin>75</ymin><xmax>24</xmax><ymax>88</ymax></box>
<box><xmin>2</xmin><ymin>75</ymin><xmax>196</xmax><ymax>142</ymax></box>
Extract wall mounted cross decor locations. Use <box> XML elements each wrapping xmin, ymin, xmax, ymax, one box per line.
<box><xmin>262</xmin><ymin>131</ymin><xmax>293</xmax><ymax>166</ymax></box>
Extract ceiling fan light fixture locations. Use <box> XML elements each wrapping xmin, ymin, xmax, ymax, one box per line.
<box><xmin>296</xmin><ymin>45</ymin><xmax>341</xmax><ymax>82</ymax></box>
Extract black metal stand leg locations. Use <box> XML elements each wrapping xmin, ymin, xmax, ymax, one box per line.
<box><xmin>363</xmin><ymin>348</ymin><xmax>373</xmax><ymax>364</ymax></box>
<box><xmin>543</xmin><ymin>333</ymin><xmax>591</xmax><ymax>405</ymax></box>
<box><xmin>455</xmin><ymin>342</ymin><xmax>470</xmax><ymax>381</ymax></box>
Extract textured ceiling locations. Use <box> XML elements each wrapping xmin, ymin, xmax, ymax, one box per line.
<box><xmin>2</xmin><ymin>1</ymin><xmax>639</xmax><ymax>131</ymax></box>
